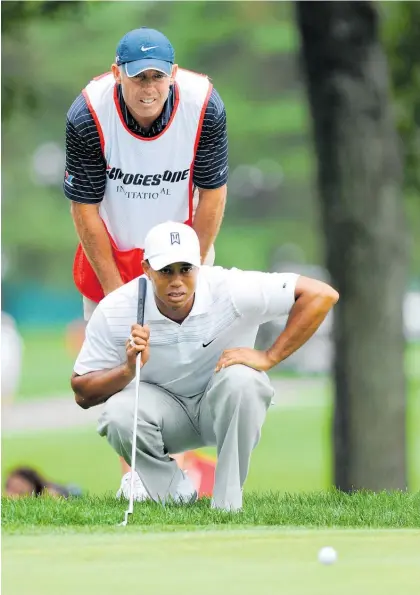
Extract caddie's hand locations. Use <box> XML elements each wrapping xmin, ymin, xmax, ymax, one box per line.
<box><xmin>126</xmin><ymin>324</ymin><xmax>150</xmax><ymax>372</ymax></box>
<box><xmin>215</xmin><ymin>348</ymin><xmax>275</xmax><ymax>373</ymax></box>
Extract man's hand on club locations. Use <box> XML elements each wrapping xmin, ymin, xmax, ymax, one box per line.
<box><xmin>126</xmin><ymin>324</ymin><xmax>150</xmax><ymax>372</ymax></box>
<box><xmin>215</xmin><ymin>347</ymin><xmax>276</xmax><ymax>373</ymax></box>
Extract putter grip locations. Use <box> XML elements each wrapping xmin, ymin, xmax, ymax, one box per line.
<box><xmin>137</xmin><ymin>277</ymin><xmax>147</xmax><ymax>326</ymax></box>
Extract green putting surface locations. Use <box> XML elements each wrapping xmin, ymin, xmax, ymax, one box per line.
<box><xmin>3</xmin><ymin>529</ymin><xmax>420</xmax><ymax>595</ymax></box>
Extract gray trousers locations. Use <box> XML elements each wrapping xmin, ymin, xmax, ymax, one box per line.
<box><xmin>97</xmin><ymin>365</ymin><xmax>274</xmax><ymax>510</ymax></box>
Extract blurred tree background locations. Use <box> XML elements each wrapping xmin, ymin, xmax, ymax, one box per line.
<box><xmin>2</xmin><ymin>0</ymin><xmax>418</xmax><ymax>326</ymax></box>
<box><xmin>296</xmin><ymin>0</ymin><xmax>411</xmax><ymax>491</ymax></box>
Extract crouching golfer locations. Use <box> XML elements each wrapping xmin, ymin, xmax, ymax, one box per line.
<box><xmin>71</xmin><ymin>222</ymin><xmax>338</xmax><ymax>510</ymax></box>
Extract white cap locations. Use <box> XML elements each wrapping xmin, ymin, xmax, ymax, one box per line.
<box><xmin>144</xmin><ymin>222</ymin><xmax>201</xmax><ymax>270</ymax></box>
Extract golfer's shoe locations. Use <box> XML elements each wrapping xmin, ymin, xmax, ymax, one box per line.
<box><xmin>116</xmin><ymin>470</ymin><xmax>197</xmax><ymax>504</ymax></box>
<box><xmin>116</xmin><ymin>471</ymin><xmax>150</xmax><ymax>502</ymax></box>
<box><xmin>171</xmin><ymin>470</ymin><xmax>198</xmax><ymax>504</ymax></box>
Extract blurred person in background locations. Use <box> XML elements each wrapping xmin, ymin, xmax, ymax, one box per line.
<box><xmin>4</xmin><ymin>466</ymin><xmax>82</xmax><ymax>499</ymax></box>
<box><xmin>1</xmin><ymin>311</ymin><xmax>24</xmax><ymax>406</ymax></box>
<box><xmin>64</xmin><ymin>27</ymin><xmax>226</xmax><ymax>497</ymax></box>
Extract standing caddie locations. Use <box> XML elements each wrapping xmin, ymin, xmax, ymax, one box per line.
<box><xmin>64</xmin><ymin>26</ymin><xmax>227</xmax><ymax>321</ymax></box>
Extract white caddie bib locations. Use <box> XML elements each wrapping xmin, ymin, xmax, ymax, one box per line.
<box><xmin>83</xmin><ymin>69</ymin><xmax>212</xmax><ymax>251</ymax></box>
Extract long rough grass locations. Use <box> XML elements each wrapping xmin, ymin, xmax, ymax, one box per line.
<box><xmin>3</xmin><ymin>489</ymin><xmax>419</xmax><ymax>531</ymax></box>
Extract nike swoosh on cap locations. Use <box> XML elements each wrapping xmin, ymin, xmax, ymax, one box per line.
<box><xmin>141</xmin><ymin>45</ymin><xmax>158</xmax><ymax>52</ymax></box>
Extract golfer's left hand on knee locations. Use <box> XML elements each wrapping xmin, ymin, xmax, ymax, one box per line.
<box><xmin>215</xmin><ymin>348</ymin><xmax>275</xmax><ymax>373</ymax></box>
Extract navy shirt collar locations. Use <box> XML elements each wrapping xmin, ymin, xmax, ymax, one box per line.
<box><xmin>117</xmin><ymin>84</ymin><xmax>175</xmax><ymax>137</ymax></box>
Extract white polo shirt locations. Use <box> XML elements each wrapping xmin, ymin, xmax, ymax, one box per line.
<box><xmin>74</xmin><ymin>267</ymin><xmax>299</xmax><ymax>397</ymax></box>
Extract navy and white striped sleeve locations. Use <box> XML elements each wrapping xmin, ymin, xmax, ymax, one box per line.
<box><xmin>193</xmin><ymin>87</ymin><xmax>228</xmax><ymax>190</ymax></box>
<box><xmin>64</xmin><ymin>93</ymin><xmax>107</xmax><ymax>204</ymax></box>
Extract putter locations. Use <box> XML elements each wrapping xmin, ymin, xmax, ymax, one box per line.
<box><xmin>119</xmin><ymin>276</ymin><xmax>147</xmax><ymax>527</ymax></box>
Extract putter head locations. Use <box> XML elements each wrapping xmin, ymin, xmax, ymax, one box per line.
<box><xmin>118</xmin><ymin>510</ymin><xmax>131</xmax><ymax>527</ymax></box>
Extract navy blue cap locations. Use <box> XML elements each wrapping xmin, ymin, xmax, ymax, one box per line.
<box><xmin>115</xmin><ymin>28</ymin><xmax>175</xmax><ymax>77</ymax></box>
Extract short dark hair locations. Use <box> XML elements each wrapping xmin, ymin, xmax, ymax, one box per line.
<box><xmin>6</xmin><ymin>466</ymin><xmax>47</xmax><ymax>496</ymax></box>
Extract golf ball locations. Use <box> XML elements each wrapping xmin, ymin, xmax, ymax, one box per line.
<box><xmin>318</xmin><ymin>546</ymin><xmax>337</xmax><ymax>565</ymax></box>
